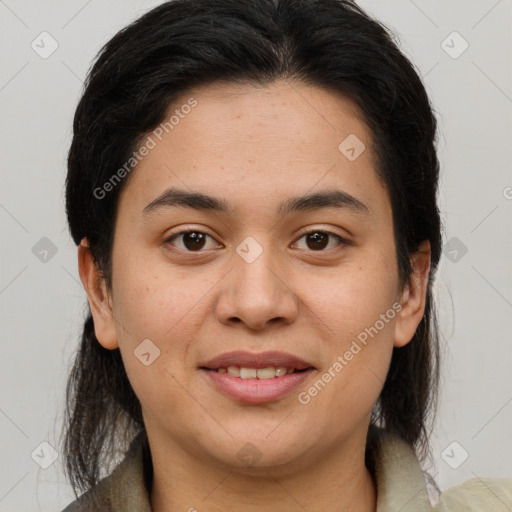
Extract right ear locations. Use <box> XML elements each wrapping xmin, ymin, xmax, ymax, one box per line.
<box><xmin>77</xmin><ymin>238</ymin><xmax>119</xmax><ymax>350</ymax></box>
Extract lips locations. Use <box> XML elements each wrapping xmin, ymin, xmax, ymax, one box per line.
<box><xmin>199</xmin><ymin>351</ymin><xmax>315</xmax><ymax>404</ymax></box>
<box><xmin>200</xmin><ymin>350</ymin><xmax>314</xmax><ymax>371</ymax></box>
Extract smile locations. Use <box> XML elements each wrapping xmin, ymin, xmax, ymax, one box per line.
<box><xmin>199</xmin><ymin>351</ymin><xmax>315</xmax><ymax>404</ymax></box>
<box><xmin>211</xmin><ymin>366</ymin><xmax>303</xmax><ymax>379</ymax></box>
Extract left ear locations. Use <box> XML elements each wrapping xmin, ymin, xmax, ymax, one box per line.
<box><xmin>393</xmin><ymin>240</ymin><xmax>431</xmax><ymax>348</ymax></box>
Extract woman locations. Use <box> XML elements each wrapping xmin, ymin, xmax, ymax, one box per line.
<box><xmin>61</xmin><ymin>0</ymin><xmax>512</xmax><ymax>510</ymax></box>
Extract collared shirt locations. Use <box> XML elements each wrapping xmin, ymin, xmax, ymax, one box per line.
<box><xmin>62</xmin><ymin>428</ymin><xmax>512</xmax><ymax>511</ymax></box>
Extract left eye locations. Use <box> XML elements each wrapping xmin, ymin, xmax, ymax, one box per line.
<box><xmin>165</xmin><ymin>230</ymin><xmax>346</xmax><ymax>253</ymax></box>
<box><xmin>292</xmin><ymin>231</ymin><xmax>346</xmax><ymax>251</ymax></box>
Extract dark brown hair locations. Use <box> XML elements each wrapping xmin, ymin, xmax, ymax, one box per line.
<box><xmin>63</xmin><ymin>0</ymin><xmax>442</xmax><ymax>498</ymax></box>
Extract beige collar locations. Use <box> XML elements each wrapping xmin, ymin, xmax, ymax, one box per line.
<box><xmin>68</xmin><ymin>427</ymin><xmax>432</xmax><ymax>511</ymax></box>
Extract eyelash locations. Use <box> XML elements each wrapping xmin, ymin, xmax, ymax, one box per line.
<box><xmin>164</xmin><ymin>228</ymin><xmax>348</xmax><ymax>254</ymax></box>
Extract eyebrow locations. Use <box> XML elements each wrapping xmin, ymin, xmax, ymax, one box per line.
<box><xmin>142</xmin><ymin>187</ymin><xmax>371</xmax><ymax>218</ymax></box>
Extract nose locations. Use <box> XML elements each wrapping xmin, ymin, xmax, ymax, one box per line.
<box><xmin>214</xmin><ymin>244</ymin><xmax>299</xmax><ymax>331</ymax></box>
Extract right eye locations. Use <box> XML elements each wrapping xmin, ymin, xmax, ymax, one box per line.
<box><xmin>164</xmin><ymin>229</ymin><xmax>221</xmax><ymax>253</ymax></box>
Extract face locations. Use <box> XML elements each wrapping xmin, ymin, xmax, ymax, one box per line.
<box><xmin>81</xmin><ymin>79</ymin><xmax>429</xmax><ymax>473</ymax></box>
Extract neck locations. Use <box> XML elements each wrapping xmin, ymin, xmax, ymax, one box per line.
<box><xmin>149</xmin><ymin>426</ymin><xmax>377</xmax><ymax>512</ymax></box>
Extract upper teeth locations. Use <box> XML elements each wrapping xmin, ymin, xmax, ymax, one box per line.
<box><xmin>217</xmin><ymin>366</ymin><xmax>295</xmax><ymax>379</ymax></box>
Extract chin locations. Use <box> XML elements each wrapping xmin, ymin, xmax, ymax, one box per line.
<box><xmin>207</xmin><ymin>427</ymin><xmax>314</xmax><ymax>471</ymax></box>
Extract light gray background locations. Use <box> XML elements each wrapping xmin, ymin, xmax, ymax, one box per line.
<box><xmin>1</xmin><ymin>0</ymin><xmax>511</xmax><ymax>510</ymax></box>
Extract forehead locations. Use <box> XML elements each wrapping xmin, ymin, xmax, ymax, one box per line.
<box><xmin>117</xmin><ymin>79</ymin><xmax>390</xmax><ymax>222</ymax></box>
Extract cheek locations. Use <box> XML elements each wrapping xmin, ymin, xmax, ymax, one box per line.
<box><xmin>297</xmin><ymin>302</ymin><xmax>397</xmax><ymax>443</ymax></box>
<box><xmin>112</xmin><ymin>251</ymin><xmax>213</xmax><ymax>344</ymax></box>
<box><xmin>109</xmin><ymin>253</ymin><xmax>224</xmax><ymax>394</ymax></box>
<box><xmin>295</xmin><ymin>245</ymin><xmax>399</xmax><ymax>416</ymax></box>
<box><xmin>308</xmin><ymin>251</ymin><xmax>399</xmax><ymax>337</ymax></box>
<box><xmin>110</xmin><ymin>262</ymin><xmax>212</xmax><ymax>425</ymax></box>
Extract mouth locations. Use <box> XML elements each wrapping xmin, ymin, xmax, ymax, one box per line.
<box><xmin>199</xmin><ymin>351</ymin><xmax>316</xmax><ymax>404</ymax></box>
<box><xmin>204</xmin><ymin>366</ymin><xmax>309</xmax><ymax>379</ymax></box>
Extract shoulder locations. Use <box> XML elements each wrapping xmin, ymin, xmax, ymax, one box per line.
<box><xmin>434</xmin><ymin>477</ymin><xmax>512</xmax><ymax>511</ymax></box>
<box><xmin>60</xmin><ymin>431</ymin><xmax>152</xmax><ymax>512</ymax></box>
<box><xmin>60</xmin><ymin>477</ymin><xmax>114</xmax><ymax>512</ymax></box>
<box><xmin>368</xmin><ymin>427</ymin><xmax>512</xmax><ymax>512</ymax></box>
